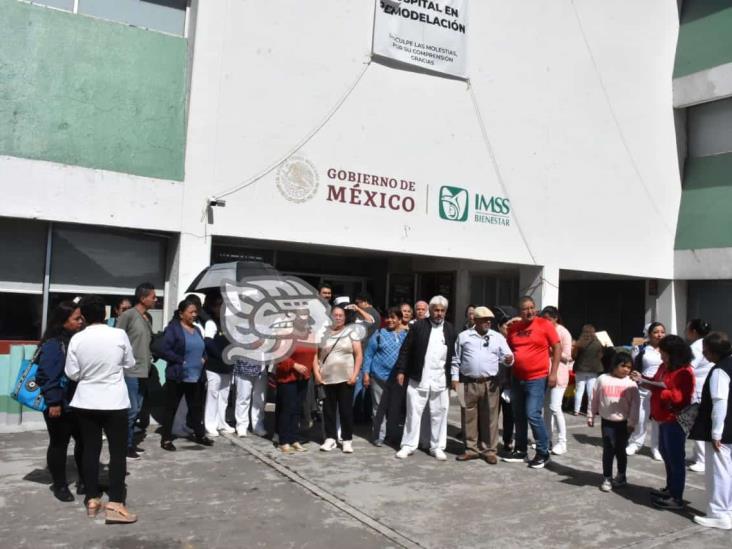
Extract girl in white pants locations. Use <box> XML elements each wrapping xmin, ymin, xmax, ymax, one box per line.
<box><xmin>541</xmin><ymin>308</ymin><xmax>572</xmax><ymax>455</ymax></box>
<box><xmin>687</xmin><ymin>319</ymin><xmax>714</xmax><ymax>473</ymax></box>
<box><xmin>201</xmin><ymin>301</ymin><xmax>235</xmax><ymax>436</ymax></box>
<box><xmin>204</xmin><ymin>370</ymin><xmax>232</xmax><ymax>435</ymax></box>
<box><xmin>233</xmin><ymin>361</ymin><xmax>267</xmax><ymax>437</ymax></box>
<box><xmin>573</xmin><ymin>372</ymin><xmax>597</xmax><ymax>415</ymax></box>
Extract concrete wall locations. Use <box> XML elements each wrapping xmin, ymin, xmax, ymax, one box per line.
<box><xmin>0</xmin><ymin>0</ymin><xmax>187</xmax><ymax>181</ymax></box>
<box><xmin>178</xmin><ymin>0</ymin><xmax>681</xmax><ymax>294</ymax></box>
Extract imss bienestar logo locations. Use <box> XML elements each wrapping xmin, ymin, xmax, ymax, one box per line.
<box><xmin>438</xmin><ymin>185</ymin><xmax>469</xmax><ymax>222</ymax></box>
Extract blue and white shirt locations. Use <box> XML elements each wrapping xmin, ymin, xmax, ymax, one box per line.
<box><xmin>451</xmin><ymin>328</ymin><xmax>512</xmax><ymax>381</ymax></box>
<box><xmin>362</xmin><ymin>328</ymin><xmax>407</xmax><ymax>382</ymax></box>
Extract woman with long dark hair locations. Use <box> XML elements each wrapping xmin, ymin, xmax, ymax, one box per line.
<box><xmin>631</xmin><ymin>334</ymin><xmax>694</xmax><ymax>510</ymax></box>
<box><xmin>36</xmin><ymin>301</ymin><xmax>84</xmax><ymax>501</ymax></box>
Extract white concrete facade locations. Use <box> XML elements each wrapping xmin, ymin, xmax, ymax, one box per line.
<box><xmin>1</xmin><ymin>0</ymin><xmax>686</xmax><ymax>330</ymax></box>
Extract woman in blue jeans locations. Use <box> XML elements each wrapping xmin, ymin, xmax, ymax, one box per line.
<box><xmin>631</xmin><ymin>335</ymin><xmax>694</xmax><ymax>509</ymax></box>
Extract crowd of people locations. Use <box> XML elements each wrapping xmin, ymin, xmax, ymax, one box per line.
<box><xmin>31</xmin><ymin>282</ymin><xmax>732</xmax><ymax>531</ymax></box>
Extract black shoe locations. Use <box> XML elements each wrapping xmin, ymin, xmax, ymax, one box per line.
<box><xmin>528</xmin><ymin>452</ymin><xmax>550</xmax><ymax>469</ymax></box>
<box><xmin>650</xmin><ymin>486</ymin><xmax>670</xmax><ymax>498</ymax></box>
<box><xmin>194</xmin><ymin>435</ymin><xmax>214</xmax><ymax>447</ymax></box>
<box><xmin>160</xmin><ymin>440</ymin><xmax>176</xmax><ymax>451</ymax></box>
<box><xmin>76</xmin><ymin>482</ymin><xmax>86</xmax><ymax>495</ymax></box>
<box><xmin>133</xmin><ymin>446</ymin><xmax>145</xmax><ymax>453</ymax></box>
<box><xmin>51</xmin><ymin>484</ymin><xmax>75</xmax><ymax>502</ymax></box>
<box><xmin>652</xmin><ymin>495</ymin><xmax>684</xmax><ymax>510</ymax></box>
<box><xmin>502</xmin><ymin>450</ymin><xmax>528</xmax><ymax>463</ymax></box>
<box><xmin>126</xmin><ymin>448</ymin><xmax>141</xmax><ymax>460</ymax></box>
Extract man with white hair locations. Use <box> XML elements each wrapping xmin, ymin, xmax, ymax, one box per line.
<box><xmin>394</xmin><ymin>295</ymin><xmax>457</xmax><ymax>460</ymax></box>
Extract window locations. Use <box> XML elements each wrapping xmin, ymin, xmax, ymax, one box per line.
<box><xmin>78</xmin><ymin>0</ymin><xmax>187</xmax><ymax>36</ymax></box>
<box><xmin>687</xmin><ymin>96</ymin><xmax>732</xmax><ymax>158</ymax></box>
<box><xmin>23</xmin><ymin>0</ymin><xmax>188</xmax><ymax>36</ymax></box>
<box><xmin>50</xmin><ymin>224</ymin><xmax>167</xmax><ymax>293</ymax></box>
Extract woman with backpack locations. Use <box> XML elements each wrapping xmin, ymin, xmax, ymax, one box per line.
<box><xmin>36</xmin><ymin>301</ymin><xmax>84</xmax><ymax>502</ymax></box>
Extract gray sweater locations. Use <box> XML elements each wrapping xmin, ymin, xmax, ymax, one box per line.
<box><xmin>116</xmin><ymin>308</ymin><xmax>152</xmax><ymax>378</ymax></box>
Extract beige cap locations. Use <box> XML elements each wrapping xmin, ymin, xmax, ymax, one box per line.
<box><xmin>473</xmin><ymin>306</ymin><xmax>494</xmax><ymax>319</ymax></box>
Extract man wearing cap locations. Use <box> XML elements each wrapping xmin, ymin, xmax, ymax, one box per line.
<box><xmin>451</xmin><ymin>307</ymin><xmax>513</xmax><ymax>464</ymax></box>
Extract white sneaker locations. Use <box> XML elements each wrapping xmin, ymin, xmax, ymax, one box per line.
<box><xmin>600</xmin><ymin>478</ymin><xmax>612</xmax><ymax>492</ymax></box>
<box><xmin>253</xmin><ymin>426</ymin><xmax>268</xmax><ymax>437</ymax></box>
<box><xmin>236</xmin><ymin>426</ymin><xmax>248</xmax><ymax>438</ymax></box>
<box><xmin>430</xmin><ymin>448</ymin><xmax>447</xmax><ymax>461</ymax></box>
<box><xmin>205</xmin><ymin>430</ymin><xmax>220</xmax><ymax>438</ymax></box>
<box><xmin>652</xmin><ymin>448</ymin><xmax>663</xmax><ymax>461</ymax></box>
<box><xmin>219</xmin><ymin>425</ymin><xmax>235</xmax><ymax>434</ymax></box>
<box><xmin>320</xmin><ymin>438</ymin><xmax>337</xmax><ymax>452</ymax></box>
<box><xmin>551</xmin><ymin>442</ymin><xmax>567</xmax><ymax>455</ymax></box>
<box><xmin>395</xmin><ymin>447</ymin><xmax>414</xmax><ymax>459</ymax></box>
<box><xmin>342</xmin><ymin>440</ymin><xmax>353</xmax><ymax>453</ymax></box>
<box><xmin>689</xmin><ymin>461</ymin><xmax>705</xmax><ymax>473</ymax></box>
<box><xmin>693</xmin><ymin>515</ymin><xmax>732</xmax><ymax>530</ymax></box>
<box><xmin>626</xmin><ymin>443</ymin><xmax>639</xmax><ymax>456</ymax></box>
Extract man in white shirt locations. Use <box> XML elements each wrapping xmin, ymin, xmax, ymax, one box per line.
<box><xmin>452</xmin><ymin>307</ymin><xmax>513</xmax><ymax>464</ymax></box>
<box><xmin>394</xmin><ymin>295</ymin><xmax>457</xmax><ymax>461</ymax></box>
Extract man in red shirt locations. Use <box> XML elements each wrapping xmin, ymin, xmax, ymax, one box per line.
<box><xmin>504</xmin><ymin>296</ymin><xmax>561</xmax><ymax>468</ymax></box>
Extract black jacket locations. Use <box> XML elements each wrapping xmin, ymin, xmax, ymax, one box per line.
<box><xmin>395</xmin><ymin>318</ymin><xmax>457</xmax><ymax>386</ymax></box>
<box><xmin>690</xmin><ymin>354</ymin><xmax>732</xmax><ymax>444</ymax></box>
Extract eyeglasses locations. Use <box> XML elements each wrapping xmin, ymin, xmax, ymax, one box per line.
<box><xmin>483</xmin><ymin>335</ymin><xmax>490</xmax><ymax>347</ymax></box>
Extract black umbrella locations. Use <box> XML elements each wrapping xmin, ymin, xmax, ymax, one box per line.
<box><xmin>186</xmin><ymin>261</ymin><xmax>281</xmax><ymax>293</ymax></box>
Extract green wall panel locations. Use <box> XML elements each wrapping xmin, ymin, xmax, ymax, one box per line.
<box><xmin>0</xmin><ymin>0</ymin><xmax>186</xmax><ymax>180</ymax></box>
<box><xmin>674</xmin><ymin>1</ymin><xmax>732</xmax><ymax>78</ymax></box>
<box><xmin>675</xmin><ymin>153</ymin><xmax>732</xmax><ymax>250</ymax></box>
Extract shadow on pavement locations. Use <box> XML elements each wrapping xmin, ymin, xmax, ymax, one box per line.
<box><xmin>545</xmin><ymin>460</ymin><xmax>703</xmax><ymax>520</ymax></box>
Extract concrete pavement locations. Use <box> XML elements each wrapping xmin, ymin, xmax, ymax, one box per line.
<box><xmin>0</xmin><ymin>404</ymin><xmax>730</xmax><ymax>548</ymax></box>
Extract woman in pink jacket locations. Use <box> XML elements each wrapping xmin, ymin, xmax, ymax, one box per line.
<box><xmin>541</xmin><ymin>307</ymin><xmax>573</xmax><ymax>455</ymax></box>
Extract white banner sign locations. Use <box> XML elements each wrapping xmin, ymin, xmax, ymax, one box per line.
<box><xmin>372</xmin><ymin>0</ymin><xmax>468</xmax><ymax>78</ymax></box>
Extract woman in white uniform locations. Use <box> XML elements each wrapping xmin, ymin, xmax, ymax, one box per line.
<box><xmin>690</xmin><ymin>332</ymin><xmax>732</xmax><ymax>530</ymax></box>
<box><xmin>627</xmin><ymin>322</ymin><xmax>665</xmax><ymax>459</ymax></box>
<box><xmin>687</xmin><ymin>318</ymin><xmax>714</xmax><ymax>473</ymax></box>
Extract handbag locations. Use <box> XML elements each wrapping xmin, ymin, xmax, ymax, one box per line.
<box><xmin>315</xmin><ymin>332</ymin><xmax>346</xmax><ymax>400</ymax></box>
<box><xmin>676</xmin><ymin>402</ymin><xmax>699</xmax><ymax>436</ymax></box>
<box><xmin>11</xmin><ymin>347</ymin><xmax>47</xmax><ymax>412</ymax></box>
<box><xmin>233</xmin><ymin>359</ymin><xmax>263</xmax><ymax>378</ymax></box>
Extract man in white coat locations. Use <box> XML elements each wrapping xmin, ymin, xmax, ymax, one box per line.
<box><xmin>394</xmin><ymin>296</ymin><xmax>457</xmax><ymax>461</ymax></box>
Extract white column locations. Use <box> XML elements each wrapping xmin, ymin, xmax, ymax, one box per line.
<box><xmin>518</xmin><ymin>265</ymin><xmax>560</xmax><ymax>310</ymax></box>
<box><xmin>174</xmin><ymin>231</ymin><xmax>212</xmax><ymax>304</ymax></box>
<box><xmin>652</xmin><ymin>279</ymin><xmax>687</xmax><ymax>336</ymax></box>
<box><xmin>454</xmin><ymin>269</ymin><xmax>471</xmax><ymax>326</ymax></box>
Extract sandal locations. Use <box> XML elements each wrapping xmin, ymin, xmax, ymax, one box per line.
<box><xmin>160</xmin><ymin>440</ymin><xmax>176</xmax><ymax>452</ymax></box>
<box><xmin>105</xmin><ymin>502</ymin><xmax>137</xmax><ymax>524</ymax></box>
<box><xmin>86</xmin><ymin>497</ymin><xmax>102</xmax><ymax>518</ymax></box>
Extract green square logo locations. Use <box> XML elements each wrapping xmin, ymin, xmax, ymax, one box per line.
<box><xmin>439</xmin><ymin>186</ymin><xmax>469</xmax><ymax>221</ymax></box>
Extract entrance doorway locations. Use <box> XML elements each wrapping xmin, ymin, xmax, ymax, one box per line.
<box><xmin>283</xmin><ymin>271</ymin><xmax>367</xmax><ymax>303</ymax></box>
<box><xmin>417</xmin><ymin>272</ymin><xmax>456</xmax><ymax>322</ymax></box>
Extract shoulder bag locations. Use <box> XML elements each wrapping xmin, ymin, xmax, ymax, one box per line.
<box><xmin>11</xmin><ymin>346</ymin><xmax>57</xmax><ymax>412</ymax></box>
